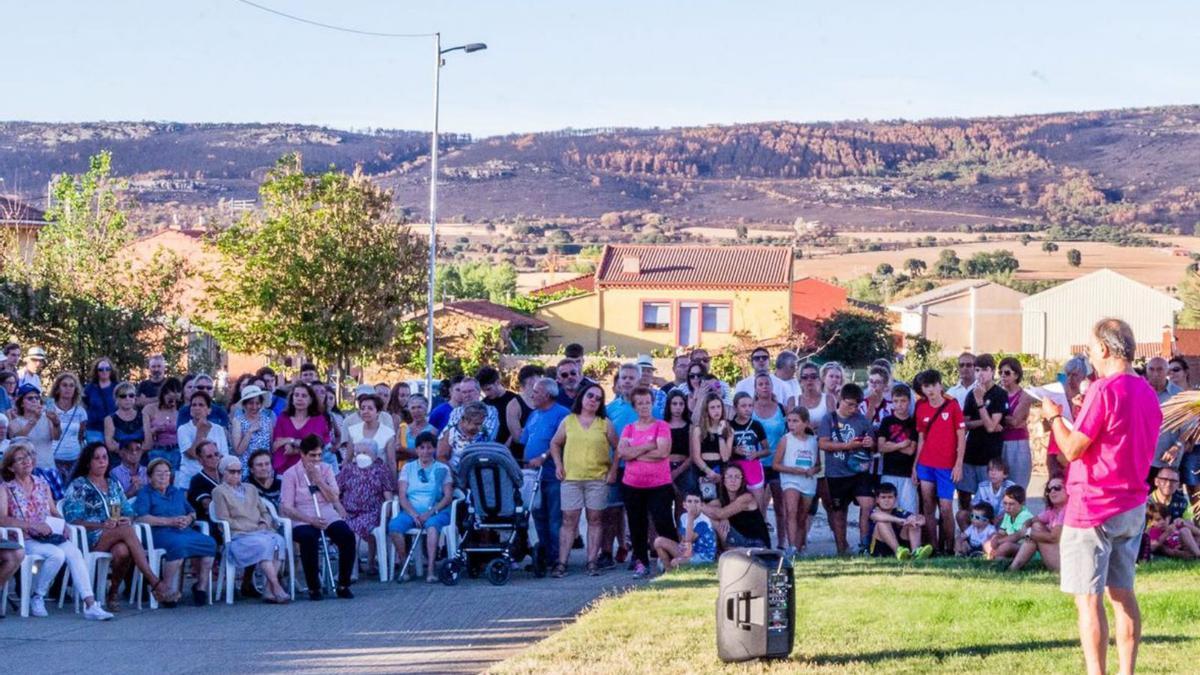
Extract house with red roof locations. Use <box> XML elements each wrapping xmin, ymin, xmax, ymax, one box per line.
<box><xmin>534</xmin><ymin>244</ymin><xmax>794</xmax><ymax>354</ymax></box>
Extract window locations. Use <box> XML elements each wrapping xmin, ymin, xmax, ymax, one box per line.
<box><xmin>701</xmin><ymin>303</ymin><xmax>730</xmax><ymax>333</ymax></box>
<box><xmin>641</xmin><ymin>302</ymin><xmax>671</xmax><ymax>330</ymax></box>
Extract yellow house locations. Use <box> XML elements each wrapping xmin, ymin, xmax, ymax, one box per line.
<box><xmin>0</xmin><ymin>196</ymin><xmax>45</xmax><ymax>265</ymax></box>
<box><xmin>536</xmin><ymin>244</ymin><xmax>794</xmax><ymax>355</ymax></box>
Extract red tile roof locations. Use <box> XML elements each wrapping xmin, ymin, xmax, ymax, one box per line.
<box><xmin>596</xmin><ymin>244</ymin><xmax>791</xmax><ymax>288</ymax></box>
<box><xmin>443</xmin><ymin>300</ymin><xmax>549</xmax><ymax>329</ymax></box>
<box><xmin>1175</xmin><ymin>328</ymin><xmax>1200</xmax><ymax>356</ymax></box>
<box><xmin>532</xmin><ymin>274</ymin><xmax>595</xmax><ymax>296</ymax></box>
<box><xmin>791</xmin><ymin>277</ymin><xmax>847</xmax><ymax>320</ymax></box>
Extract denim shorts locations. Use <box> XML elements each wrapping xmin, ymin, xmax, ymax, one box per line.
<box><xmin>388</xmin><ymin>509</ymin><xmax>451</xmax><ymax>534</ymax></box>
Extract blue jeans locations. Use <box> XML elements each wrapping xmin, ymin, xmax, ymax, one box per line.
<box><xmin>533</xmin><ymin>479</ymin><xmax>562</xmax><ymax>562</ymax></box>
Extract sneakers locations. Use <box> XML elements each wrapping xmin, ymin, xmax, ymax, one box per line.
<box><xmin>914</xmin><ymin>545</ymin><xmax>934</xmax><ymax>560</ymax></box>
<box><xmin>895</xmin><ymin>547</ymin><xmax>912</xmax><ymax>561</ymax></box>
<box><xmin>595</xmin><ymin>552</ymin><xmax>615</xmax><ymax>570</ymax></box>
<box><xmin>30</xmin><ymin>595</ymin><xmax>48</xmax><ymax>617</ymax></box>
<box><xmin>336</xmin><ymin>586</ymin><xmax>354</xmax><ymax>600</ymax></box>
<box><xmin>632</xmin><ymin>562</ymin><xmax>649</xmax><ymax>578</ymax></box>
<box><xmin>83</xmin><ymin>603</ymin><xmax>114</xmax><ymax>621</ymax></box>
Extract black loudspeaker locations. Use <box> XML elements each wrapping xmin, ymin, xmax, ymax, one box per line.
<box><xmin>715</xmin><ymin>548</ymin><xmax>794</xmax><ymax>663</ymax></box>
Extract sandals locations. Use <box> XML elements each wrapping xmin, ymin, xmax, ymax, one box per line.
<box><xmin>550</xmin><ymin>563</ymin><xmax>568</xmax><ymax>578</ymax></box>
<box><xmin>585</xmin><ymin>561</ymin><xmax>601</xmax><ymax>577</ymax></box>
<box><xmin>151</xmin><ymin>579</ymin><xmax>179</xmax><ymax>604</ymax></box>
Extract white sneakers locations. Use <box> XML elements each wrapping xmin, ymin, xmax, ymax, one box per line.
<box><xmin>83</xmin><ymin>602</ymin><xmax>114</xmax><ymax>621</ymax></box>
<box><xmin>30</xmin><ymin>595</ymin><xmax>48</xmax><ymax>617</ymax></box>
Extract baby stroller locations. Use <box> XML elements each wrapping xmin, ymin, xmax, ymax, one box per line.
<box><xmin>438</xmin><ymin>443</ymin><xmax>538</xmax><ymax>586</ymax></box>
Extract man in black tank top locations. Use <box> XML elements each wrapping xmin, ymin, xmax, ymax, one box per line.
<box><xmin>478</xmin><ymin>366</ymin><xmax>518</xmax><ymax>445</ymax></box>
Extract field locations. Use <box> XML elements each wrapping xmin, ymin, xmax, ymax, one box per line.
<box><xmin>798</xmin><ymin>236</ymin><xmax>1199</xmax><ymax>288</ymax></box>
<box><xmin>491</xmin><ymin>558</ymin><xmax>1200</xmax><ymax>674</ymax></box>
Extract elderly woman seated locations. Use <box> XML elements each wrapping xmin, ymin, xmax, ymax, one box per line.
<box><xmin>388</xmin><ymin>431</ymin><xmax>453</xmax><ymax>582</ymax></box>
<box><xmin>211</xmin><ymin>455</ymin><xmax>290</xmax><ymax>604</ymax></box>
<box><xmin>62</xmin><ymin>442</ymin><xmax>174</xmax><ymax>609</ymax></box>
<box><xmin>336</xmin><ymin>431</ymin><xmax>393</xmax><ymax>576</ymax></box>
<box><xmin>0</xmin><ymin>441</ymin><xmax>112</xmax><ymax>620</ymax></box>
<box><xmin>133</xmin><ymin>458</ymin><xmax>218</xmax><ymax>607</ymax></box>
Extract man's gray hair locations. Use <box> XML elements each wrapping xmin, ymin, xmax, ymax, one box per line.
<box><xmin>619</xmin><ymin>362</ymin><xmax>641</xmax><ymax>375</ymax></box>
<box><xmin>776</xmin><ymin>350</ymin><xmax>798</xmax><ymax>370</ymax></box>
<box><xmin>1093</xmin><ymin>318</ymin><xmax>1136</xmax><ymax>361</ymax></box>
<box><xmin>1064</xmin><ymin>354</ymin><xmax>1093</xmax><ymax>377</ymax></box>
<box><xmin>534</xmin><ymin>376</ymin><xmax>560</xmax><ymax>399</ymax></box>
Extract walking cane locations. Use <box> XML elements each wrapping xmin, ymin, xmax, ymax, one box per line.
<box><xmin>305</xmin><ymin>472</ymin><xmax>338</xmax><ymax>593</ymax></box>
<box><xmin>398</xmin><ymin>528</ymin><xmax>425</xmax><ymax>581</ymax></box>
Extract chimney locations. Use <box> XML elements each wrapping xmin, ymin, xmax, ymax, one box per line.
<box><xmin>622</xmin><ymin>256</ymin><xmax>640</xmax><ymax>275</ymax></box>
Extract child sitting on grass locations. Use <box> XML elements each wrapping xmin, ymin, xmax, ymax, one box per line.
<box><xmin>956</xmin><ymin>458</ymin><xmax>1013</xmax><ymax>533</ymax></box>
<box><xmin>955</xmin><ymin>502</ymin><xmax>996</xmax><ymax>557</ymax></box>
<box><xmin>867</xmin><ymin>482</ymin><xmax>933</xmax><ymax>560</ymax></box>
<box><xmin>1146</xmin><ymin>501</ymin><xmax>1200</xmax><ymax>559</ymax></box>
<box><xmin>984</xmin><ymin>485</ymin><xmax>1033</xmax><ymax>567</ymax></box>
<box><xmin>654</xmin><ymin>492</ymin><xmax>717</xmax><ymax>569</ymax></box>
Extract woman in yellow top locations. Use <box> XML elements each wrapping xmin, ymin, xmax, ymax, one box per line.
<box><xmin>549</xmin><ymin>383</ymin><xmax>618</xmax><ymax>577</ymax></box>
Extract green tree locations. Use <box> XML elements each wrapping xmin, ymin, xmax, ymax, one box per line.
<box><xmin>815</xmin><ymin>310</ymin><xmax>894</xmax><ymax>367</ymax></box>
<box><xmin>1042</xmin><ymin>241</ymin><xmax>1059</xmax><ymax>255</ymax></box>
<box><xmin>1178</xmin><ymin>272</ymin><xmax>1200</xmax><ymax>328</ymax></box>
<box><xmin>0</xmin><ymin>152</ymin><xmax>188</xmax><ymax>376</ymax></box>
<box><xmin>435</xmin><ymin>261</ymin><xmax>517</xmax><ymax>302</ymax></box>
<box><xmin>892</xmin><ymin>335</ymin><xmax>957</xmax><ymax>387</ymax></box>
<box><xmin>875</xmin><ymin>263</ymin><xmax>894</xmax><ymax>276</ymax></box>
<box><xmin>202</xmin><ymin>154</ymin><xmax>426</xmax><ymax>376</ymax></box>
<box><xmin>1019</xmin><ymin>233</ymin><xmax>1034</xmax><ymax>247</ymax></box>
<box><xmin>903</xmin><ymin>258</ymin><xmax>927</xmax><ymax>276</ymax></box>
<box><xmin>933</xmin><ymin>249</ymin><xmax>963</xmax><ymax>278</ymax></box>
<box><xmin>1066</xmin><ymin>248</ymin><xmax>1082</xmax><ymax>267</ymax></box>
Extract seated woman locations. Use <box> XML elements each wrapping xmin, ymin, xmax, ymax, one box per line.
<box><xmin>246</xmin><ymin>449</ymin><xmax>282</xmax><ymax>507</ymax></box>
<box><xmin>1009</xmin><ymin>478</ymin><xmax>1068</xmax><ymax>571</ymax></box>
<box><xmin>387</xmin><ymin>431</ymin><xmax>453</xmax><ymax>583</ymax></box>
<box><xmin>279</xmin><ymin>434</ymin><xmax>356</xmax><ymax>601</ymax></box>
<box><xmin>702</xmin><ymin>464</ymin><xmax>770</xmax><ymax>551</ymax></box>
<box><xmin>335</xmin><ymin>436</ymin><xmax>393</xmax><ymax>576</ymax></box>
<box><xmin>0</xmin><ymin>441</ymin><xmax>113</xmax><ymax>620</ymax></box>
<box><xmin>133</xmin><ymin>458</ymin><xmax>218</xmax><ymax>607</ymax></box>
<box><xmin>210</xmin><ymin>455</ymin><xmax>290</xmax><ymax>604</ymax></box>
<box><xmin>176</xmin><ymin>391</ymin><xmax>229</xmax><ymax>489</ymax></box>
<box><xmin>230</xmin><ymin>385</ymin><xmax>276</xmax><ymax>462</ymax></box>
<box><xmin>345</xmin><ymin>394</ymin><xmax>396</xmax><ymax>478</ymax></box>
<box><xmin>437</xmin><ymin>402</ymin><xmax>488</xmax><ymax>473</ymax></box>
<box><xmin>103</xmin><ymin>381</ymin><xmax>144</xmax><ymax>457</ymax></box>
<box><xmin>62</xmin><ymin>442</ymin><xmax>174</xmax><ymax>609</ymax></box>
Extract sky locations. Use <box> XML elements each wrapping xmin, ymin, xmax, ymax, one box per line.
<box><xmin>6</xmin><ymin>1</ymin><xmax>1200</xmax><ymax>137</ymax></box>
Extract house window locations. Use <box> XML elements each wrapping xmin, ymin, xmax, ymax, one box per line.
<box><xmin>641</xmin><ymin>302</ymin><xmax>671</xmax><ymax>330</ymax></box>
<box><xmin>701</xmin><ymin>303</ymin><xmax>730</xmax><ymax>333</ymax></box>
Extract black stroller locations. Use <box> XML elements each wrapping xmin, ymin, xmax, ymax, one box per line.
<box><xmin>438</xmin><ymin>443</ymin><xmax>539</xmax><ymax>586</ymax></box>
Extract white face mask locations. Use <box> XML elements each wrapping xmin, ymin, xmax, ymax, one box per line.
<box><xmin>354</xmin><ymin>454</ymin><xmax>373</xmax><ymax>470</ymax></box>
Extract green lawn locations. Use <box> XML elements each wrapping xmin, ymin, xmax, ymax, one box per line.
<box><xmin>492</xmin><ymin>558</ymin><xmax>1200</xmax><ymax>674</ymax></box>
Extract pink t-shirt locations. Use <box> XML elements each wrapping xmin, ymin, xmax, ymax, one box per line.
<box><xmin>620</xmin><ymin>419</ymin><xmax>672</xmax><ymax>489</ymax></box>
<box><xmin>1064</xmin><ymin>372</ymin><xmax>1160</xmax><ymax>528</ymax></box>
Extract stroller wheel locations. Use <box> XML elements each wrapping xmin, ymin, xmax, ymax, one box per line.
<box><xmin>438</xmin><ymin>559</ymin><xmax>462</xmax><ymax>586</ymax></box>
<box><xmin>485</xmin><ymin>558</ymin><xmax>512</xmax><ymax>586</ymax></box>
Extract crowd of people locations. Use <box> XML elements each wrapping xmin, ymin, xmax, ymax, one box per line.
<box><xmin>0</xmin><ymin>334</ymin><xmax>1197</xmax><ymax>621</ymax></box>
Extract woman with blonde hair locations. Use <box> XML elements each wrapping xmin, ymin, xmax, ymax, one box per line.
<box><xmin>46</xmin><ymin>372</ymin><xmax>88</xmax><ymax>480</ymax></box>
<box><xmin>690</xmin><ymin>393</ymin><xmax>732</xmax><ymax>501</ymax></box>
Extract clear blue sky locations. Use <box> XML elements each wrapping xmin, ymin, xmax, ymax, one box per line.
<box><xmin>8</xmin><ymin>1</ymin><xmax>1199</xmax><ymax>137</ymax></box>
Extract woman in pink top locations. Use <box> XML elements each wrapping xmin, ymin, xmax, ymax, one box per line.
<box><xmin>272</xmin><ymin>383</ymin><xmax>330</xmax><ymax>474</ymax></box>
<box><xmin>998</xmin><ymin>357</ymin><xmax>1033</xmax><ymax>489</ymax></box>
<box><xmin>618</xmin><ymin>386</ymin><xmax>675</xmax><ymax>577</ymax></box>
<box><xmin>279</xmin><ymin>436</ymin><xmax>355</xmax><ymax>601</ymax></box>
<box><xmin>1009</xmin><ymin>477</ymin><xmax>1068</xmax><ymax>571</ymax></box>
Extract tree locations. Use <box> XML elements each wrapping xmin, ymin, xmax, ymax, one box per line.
<box><xmin>1042</xmin><ymin>241</ymin><xmax>1059</xmax><ymax>255</ymax></box>
<box><xmin>1179</xmin><ymin>272</ymin><xmax>1200</xmax><ymax>328</ymax></box>
<box><xmin>202</xmin><ymin>154</ymin><xmax>426</xmax><ymax>376</ymax></box>
<box><xmin>815</xmin><ymin>310</ymin><xmax>894</xmax><ymax>367</ymax></box>
<box><xmin>735</xmin><ymin>224</ymin><xmax>749</xmax><ymax>239</ymax></box>
<box><xmin>1066</xmin><ymin>248</ymin><xmax>1082</xmax><ymax>267</ymax></box>
<box><xmin>875</xmin><ymin>263</ymin><xmax>894</xmax><ymax>277</ymax></box>
<box><xmin>1019</xmin><ymin>233</ymin><xmax>1034</xmax><ymax>247</ymax></box>
<box><xmin>962</xmin><ymin>250</ymin><xmax>1020</xmax><ymax>276</ymax></box>
<box><xmin>0</xmin><ymin>152</ymin><xmax>188</xmax><ymax>376</ymax></box>
<box><xmin>436</xmin><ymin>261</ymin><xmax>517</xmax><ymax>302</ymax></box>
<box><xmin>903</xmin><ymin>258</ymin><xmax>927</xmax><ymax>276</ymax></box>
<box><xmin>933</xmin><ymin>249</ymin><xmax>962</xmax><ymax>278</ymax></box>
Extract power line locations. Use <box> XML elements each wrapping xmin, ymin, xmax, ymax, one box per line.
<box><xmin>232</xmin><ymin>0</ymin><xmax>435</xmax><ymax>38</ymax></box>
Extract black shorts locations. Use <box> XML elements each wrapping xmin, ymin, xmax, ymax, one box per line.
<box><xmin>763</xmin><ymin>466</ymin><xmax>780</xmax><ymax>482</ymax></box>
<box><xmin>826</xmin><ymin>473</ymin><xmax>876</xmax><ymax>511</ymax></box>
<box><xmin>869</xmin><ymin>531</ymin><xmax>912</xmax><ymax>558</ymax></box>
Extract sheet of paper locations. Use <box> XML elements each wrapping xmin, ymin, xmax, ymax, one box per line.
<box><xmin>1025</xmin><ymin>383</ymin><xmax>1075</xmax><ymax>430</ymax></box>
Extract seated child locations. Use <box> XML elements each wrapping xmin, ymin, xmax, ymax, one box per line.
<box><xmin>654</xmin><ymin>492</ymin><xmax>717</xmax><ymax>569</ymax></box>
<box><xmin>957</xmin><ymin>458</ymin><xmax>1014</xmax><ymax>532</ymax></box>
<box><xmin>867</xmin><ymin>483</ymin><xmax>933</xmax><ymax>560</ymax></box>
<box><xmin>984</xmin><ymin>485</ymin><xmax>1033</xmax><ymax>562</ymax></box>
<box><xmin>955</xmin><ymin>502</ymin><xmax>997</xmax><ymax>557</ymax></box>
<box><xmin>1146</xmin><ymin>502</ymin><xmax>1200</xmax><ymax>559</ymax></box>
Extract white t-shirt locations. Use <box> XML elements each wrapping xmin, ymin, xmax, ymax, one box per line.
<box><xmin>176</xmin><ymin>421</ymin><xmax>229</xmax><ymax>488</ymax></box>
<box><xmin>348</xmin><ymin>422</ymin><xmax>396</xmax><ymax>458</ymax></box>
<box><xmin>400</xmin><ymin>460</ymin><xmax>451</xmax><ymax>513</ymax></box>
<box><xmin>46</xmin><ymin>401</ymin><xmax>88</xmax><ymax>462</ymax></box>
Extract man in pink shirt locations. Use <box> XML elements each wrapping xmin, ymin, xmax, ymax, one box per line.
<box><xmin>1043</xmin><ymin>318</ymin><xmax>1160</xmax><ymax>675</ymax></box>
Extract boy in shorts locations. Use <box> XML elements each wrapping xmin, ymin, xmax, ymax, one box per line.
<box><xmin>868</xmin><ymin>482</ymin><xmax>932</xmax><ymax>560</ymax></box>
<box><xmin>984</xmin><ymin>485</ymin><xmax>1034</xmax><ymax>561</ymax></box>
<box><xmin>912</xmin><ymin>369</ymin><xmax>966</xmax><ymax>555</ymax></box>
<box><xmin>653</xmin><ymin>493</ymin><xmax>717</xmax><ymax>569</ymax></box>
<box><xmin>818</xmin><ymin>383</ymin><xmax>876</xmax><ymax>556</ymax></box>
<box><xmin>876</xmin><ymin>384</ymin><xmax>919</xmax><ymax>514</ymax></box>
<box><xmin>955</xmin><ymin>502</ymin><xmax>996</xmax><ymax>557</ymax></box>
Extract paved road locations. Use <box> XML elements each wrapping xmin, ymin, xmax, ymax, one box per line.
<box><xmin>1</xmin><ymin>558</ymin><xmax>637</xmax><ymax>675</ymax></box>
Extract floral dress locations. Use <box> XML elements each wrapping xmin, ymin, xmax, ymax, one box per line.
<box><xmin>62</xmin><ymin>476</ymin><xmax>135</xmax><ymax>547</ymax></box>
<box><xmin>232</xmin><ymin>408</ymin><xmax>276</xmax><ymax>456</ymax></box>
<box><xmin>335</xmin><ymin>458</ymin><xmax>392</xmax><ymax>539</ymax></box>
<box><xmin>4</xmin><ymin>475</ymin><xmax>55</xmax><ymax>528</ymax></box>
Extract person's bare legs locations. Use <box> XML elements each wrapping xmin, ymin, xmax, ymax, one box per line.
<box><xmin>192</xmin><ymin>557</ymin><xmax>213</xmax><ymax>592</ymax></box>
<box><xmin>388</xmin><ymin>533</ymin><xmax>408</xmax><ymax>575</ymax></box>
<box><xmin>783</xmin><ymin>491</ymin><xmax>802</xmax><ymax>553</ymax></box>
<box><xmin>829</xmin><ymin>508</ymin><xmax>849</xmax><ymax>555</ymax></box>
<box><xmin>162</xmin><ymin>559</ymin><xmax>183</xmax><ymax>593</ymax></box>
<box><xmin>1106</xmin><ymin>587</ymin><xmax>1141</xmax><ymax>675</ymax></box>
<box><xmin>258</xmin><ymin>558</ymin><xmax>287</xmax><ymax>599</ymax></box>
<box><xmin>903</xmin><ymin>523</ymin><xmax>923</xmax><ymax>549</ymax></box>
<box><xmin>652</xmin><ymin>536</ymin><xmax>679</xmax><ymax>567</ymax></box>
<box><xmin>1039</xmin><ymin>542</ymin><xmax>1061</xmax><ymax>571</ymax></box>
<box><xmin>424</xmin><ymin>527</ymin><xmax>440</xmax><ymax>580</ymax></box>
<box><xmin>873</xmin><ymin>521</ymin><xmax>900</xmax><ymax>552</ymax></box>
<box><xmin>558</xmin><ymin>509</ymin><xmax>582</xmax><ymax>568</ymax></box>
<box><xmin>585</xmin><ymin>508</ymin><xmax>602</xmax><ymax>564</ymax></box>
<box><xmin>1010</xmin><ymin>539</ymin><xmax>1038</xmax><ymax>570</ymax></box>
<box><xmin>937</xmin><ymin>498</ymin><xmax>955</xmax><ymax>553</ymax></box>
<box><xmin>768</xmin><ymin>481</ymin><xmax>786</xmax><ymax>549</ymax></box>
<box><xmin>855</xmin><ymin>495</ymin><xmax>875</xmax><ymax>544</ymax></box>
<box><xmin>919</xmin><ymin>482</ymin><xmax>938</xmax><ymax>549</ymax></box>
<box><xmin>1075</xmin><ymin>593</ymin><xmax>1108</xmax><ymax>675</ymax></box>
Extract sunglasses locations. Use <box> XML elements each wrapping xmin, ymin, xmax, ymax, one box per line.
<box><xmin>1169</xmin><ymin>367</ymin><xmax>1184</xmax><ymax>373</ymax></box>
<box><xmin>558</xmin><ymin>372</ymin><xmax>578</xmax><ymax>379</ymax></box>
<box><xmin>800</xmin><ymin>374</ymin><xmax>819</xmax><ymax>380</ymax></box>
<box><xmin>584</xmin><ymin>392</ymin><xmax>602</xmax><ymax>400</ymax></box>
<box><xmin>97</xmin><ymin>366</ymin><xmax>112</xmax><ymax>372</ymax></box>
<box><xmin>751</xmin><ymin>355</ymin><xmax>769</xmax><ymax>361</ymax></box>
<box><xmin>224</xmin><ymin>468</ymin><xmax>241</xmax><ymax>474</ymax></box>
<box><xmin>971</xmin><ymin>514</ymin><xmax>989</xmax><ymax>522</ymax></box>
<box><xmin>1156</xmin><ymin>476</ymin><xmax>1180</xmax><ymax>484</ymax></box>
<box><xmin>195</xmin><ymin>385</ymin><xmax>213</xmax><ymax>391</ymax></box>
<box><xmin>418</xmin><ymin>468</ymin><xmax>430</xmax><ymax>482</ymax></box>
<box><xmin>999</xmin><ymin>370</ymin><xmax>1015</xmax><ymax>376</ymax></box>
<box><xmin>1047</xmin><ymin>484</ymin><xmax>1064</xmax><ymax>492</ymax></box>
<box><xmin>117</xmin><ymin>393</ymin><xmax>136</xmax><ymax>399</ymax></box>
<box><xmin>958</xmin><ymin>362</ymin><xmax>975</xmax><ymax>368</ymax></box>
<box><xmin>688</xmin><ymin>373</ymin><xmax>703</xmax><ymax>380</ymax></box>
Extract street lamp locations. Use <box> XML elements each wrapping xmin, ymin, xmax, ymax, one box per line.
<box><xmin>427</xmin><ymin>34</ymin><xmax>486</xmax><ymax>399</ymax></box>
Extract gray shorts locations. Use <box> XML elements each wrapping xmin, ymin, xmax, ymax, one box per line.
<box><xmin>561</xmin><ymin>479</ymin><xmax>608</xmax><ymax>511</ymax></box>
<box><xmin>954</xmin><ymin>463</ymin><xmax>990</xmax><ymax>495</ymax></box>
<box><xmin>1059</xmin><ymin>504</ymin><xmax>1145</xmax><ymax>596</ymax></box>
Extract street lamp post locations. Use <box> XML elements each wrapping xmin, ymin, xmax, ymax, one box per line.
<box><xmin>426</xmin><ymin>34</ymin><xmax>486</xmax><ymax>399</ymax></box>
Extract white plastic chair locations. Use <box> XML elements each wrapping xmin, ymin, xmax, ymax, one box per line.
<box><xmin>213</xmin><ymin>500</ymin><xmax>294</xmax><ymax>604</ymax></box>
<box><xmin>56</xmin><ymin>500</ymin><xmax>114</xmax><ymax>613</ymax></box>
<box><xmin>373</xmin><ymin>498</ymin><xmax>397</xmax><ymax>581</ymax></box>
<box><xmin>130</xmin><ymin>520</ymin><xmax>214</xmax><ymax>607</ymax></box>
<box><xmin>261</xmin><ymin>500</ymin><xmax>296</xmax><ymax>600</ymax></box>
<box><xmin>1</xmin><ymin>526</ymin><xmax>44</xmax><ymax>618</ymax></box>
<box><xmin>386</xmin><ymin>496</ymin><xmax>455</xmax><ymax>580</ymax></box>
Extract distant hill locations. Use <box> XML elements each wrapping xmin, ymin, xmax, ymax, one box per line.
<box><xmin>3</xmin><ymin>107</ymin><xmax>1200</xmax><ymax>233</ymax></box>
